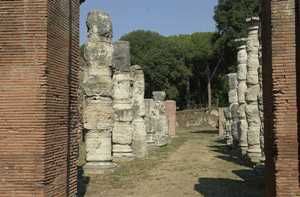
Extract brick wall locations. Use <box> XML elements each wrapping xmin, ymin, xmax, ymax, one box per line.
<box><xmin>0</xmin><ymin>0</ymin><xmax>80</xmax><ymax>196</ymax></box>
<box><xmin>262</xmin><ymin>0</ymin><xmax>300</xmax><ymax>196</ymax></box>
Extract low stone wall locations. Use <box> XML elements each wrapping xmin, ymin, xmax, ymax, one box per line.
<box><xmin>176</xmin><ymin>109</ymin><xmax>219</xmax><ymax>129</ymax></box>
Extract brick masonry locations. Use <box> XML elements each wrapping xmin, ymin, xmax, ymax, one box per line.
<box><xmin>262</xmin><ymin>0</ymin><xmax>300</xmax><ymax>196</ymax></box>
<box><xmin>0</xmin><ymin>0</ymin><xmax>80</xmax><ymax>196</ymax></box>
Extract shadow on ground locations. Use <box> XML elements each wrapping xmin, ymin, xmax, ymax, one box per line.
<box><xmin>194</xmin><ymin>171</ymin><xmax>264</xmax><ymax>197</ymax></box>
<box><xmin>77</xmin><ymin>167</ymin><xmax>90</xmax><ymax>197</ymax></box>
<box><xmin>194</xmin><ymin>137</ymin><xmax>264</xmax><ymax>197</ymax></box>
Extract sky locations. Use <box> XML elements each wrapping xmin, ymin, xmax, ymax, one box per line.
<box><xmin>80</xmin><ymin>0</ymin><xmax>218</xmax><ymax>43</ymax></box>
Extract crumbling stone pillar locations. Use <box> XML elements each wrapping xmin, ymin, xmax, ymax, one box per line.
<box><xmin>112</xmin><ymin>41</ymin><xmax>134</xmax><ymax>159</ymax></box>
<box><xmin>145</xmin><ymin>99</ymin><xmax>156</xmax><ymax>144</ymax></box>
<box><xmin>224</xmin><ymin>107</ymin><xmax>233</xmax><ymax>145</ymax></box>
<box><xmin>131</xmin><ymin>65</ymin><xmax>148</xmax><ymax>158</ymax></box>
<box><xmin>236</xmin><ymin>42</ymin><xmax>249</xmax><ymax>156</ymax></box>
<box><xmin>82</xmin><ymin>11</ymin><xmax>114</xmax><ymax>173</ymax></box>
<box><xmin>262</xmin><ymin>0</ymin><xmax>300</xmax><ymax>196</ymax></box>
<box><xmin>245</xmin><ymin>17</ymin><xmax>262</xmax><ymax>164</ymax></box>
<box><xmin>227</xmin><ymin>73</ymin><xmax>239</xmax><ymax>147</ymax></box>
<box><xmin>218</xmin><ymin>108</ymin><xmax>225</xmax><ymax>137</ymax></box>
<box><xmin>164</xmin><ymin>100</ymin><xmax>177</xmax><ymax>137</ymax></box>
<box><xmin>152</xmin><ymin>91</ymin><xmax>169</xmax><ymax>146</ymax></box>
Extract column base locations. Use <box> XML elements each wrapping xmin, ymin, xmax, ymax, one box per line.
<box><xmin>83</xmin><ymin>162</ymin><xmax>117</xmax><ymax>175</ymax></box>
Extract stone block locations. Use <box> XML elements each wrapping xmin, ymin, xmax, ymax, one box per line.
<box><xmin>152</xmin><ymin>91</ymin><xmax>166</xmax><ymax>101</ymax></box>
<box><xmin>86</xmin><ymin>11</ymin><xmax>112</xmax><ymax>39</ymax></box>
<box><xmin>83</xmin><ymin>98</ymin><xmax>113</xmax><ymax>130</ymax></box>
<box><xmin>132</xmin><ymin>118</ymin><xmax>148</xmax><ymax>158</ymax></box>
<box><xmin>113</xmin><ymin>41</ymin><xmax>131</xmax><ymax>72</ymax></box>
<box><xmin>112</xmin><ymin>122</ymin><xmax>133</xmax><ymax>145</ymax></box>
<box><xmin>86</xmin><ymin>128</ymin><xmax>112</xmax><ymax>162</ymax></box>
<box><xmin>246</xmin><ymin>84</ymin><xmax>260</xmax><ymax>102</ymax></box>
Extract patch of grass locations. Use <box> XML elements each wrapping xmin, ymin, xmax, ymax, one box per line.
<box><xmin>88</xmin><ymin>130</ymin><xmax>188</xmax><ymax>190</ymax></box>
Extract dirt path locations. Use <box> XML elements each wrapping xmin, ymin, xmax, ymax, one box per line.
<box><xmin>82</xmin><ymin>129</ymin><xmax>264</xmax><ymax>197</ymax></box>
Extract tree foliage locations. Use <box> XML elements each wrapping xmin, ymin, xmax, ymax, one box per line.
<box><xmin>121</xmin><ymin>30</ymin><xmax>225</xmax><ymax>108</ymax></box>
<box><xmin>214</xmin><ymin>0</ymin><xmax>260</xmax><ymax>73</ymax></box>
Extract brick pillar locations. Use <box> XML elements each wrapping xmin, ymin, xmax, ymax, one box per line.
<box><xmin>262</xmin><ymin>0</ymin><xmax>300</xmax><ymax>196</ymax></box>
<box><xmin>164</xmin><ymin>100</ymin><xmax>177</xmax><ymax>137</ymax></box>
<box><xmin>0</xmin><ymin>1</ymin><xmax>80</xmax><ymax>196</ymax></box>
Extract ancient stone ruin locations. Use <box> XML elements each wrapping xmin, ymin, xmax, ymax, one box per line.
<box><xmin>82</xmin><ymin>11</ymin><xmax>115</xmax><ymax>174</ymax></box>
<box><xmin>223</xmin><ymin>17</ymin><xmax>264</xmax><ymax>164</ymax></box>
<box><xmin>79</xmin><ymin>11</ymin><xmax>176</xmax><ymax>169</ymax></box>
<box><xmin>2</xmin><ymin>0</ymin><xmax>300</xmax><ymax>196</ymax></box>
<box><xmin>144</xmin><ymin>92</ymin><xmax>172</xmax><ymax>147</ymax></box>
<box><xmin>112</xmin><ymin>41</ymin><xmax>135</xmax><ymax>159</ymax></box>
<box><xmin>131</xmin><ymin>65</ymin><xmax>148</xmax><ymax>158</ymax></box>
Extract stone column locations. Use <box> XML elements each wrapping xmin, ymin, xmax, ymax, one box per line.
<box><xmin>131</xmin><ymin>65</ymin><xmax>147</xmax><ymax>158</ymax></box>
<box><xmin>164</xmin><ymin>100</ymin><xmax>177</xmax><ymax>137</ymax></box>
<box><xmin>152</xmin><ymin>91</ymin><xmax>169</xmax><ymax>146</ymax></box>
<box><xmin>82</xmin><ymin>11</ymin><xmax>114</xmax><ymax>174</ymax></box>
<box><xmin>224</xmin><ymin>107</ymin><xmax>233</xmax><ymax>146</ymax></box>
<box><xmin>145</xmin><ymin>99</ymin><xmax>155</xmax><ymax>144</ymax></box>
<box><xmin>245</xmin><ymin>17</ymin><xmax>262</xmax><ymax>164</ymax></box>
<box><xmin>236</xmin><ymin>41</ymin><xmax>249</xmax><ymax>156</ymax></box>
<box><xmin>112</xmin><ymin>41</ymin><xmax>135</xmax><ymax>159</ymax></box>
<box><xmin>218</xmin><ymin>108</ymin><xmax>225</xmax><ymax>137</ymax></box>
<box><xmin>258</xmin><ymin>33</ymin><xmax>264</xmax><ymax>161</ymax></box>
<box><xmin>227</xmin><ymin>73</ymin><xmax>239</xmax><ymax>147</ymax></box>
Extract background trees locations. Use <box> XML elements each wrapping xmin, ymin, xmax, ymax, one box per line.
<box><xmin>80</xmin><ymin>0</ymin><xmax>260</xmax><ymax>109</ymax></box>
<box><xmin>121</xmin><ymin>30</ymin><xmax>220</xmax><ymax>109</ymax></box>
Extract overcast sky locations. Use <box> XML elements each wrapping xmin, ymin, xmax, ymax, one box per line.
<box><xmin>80</xmin><ymin>0</ymin><xmax>218</xmax><ymax>43</ymax></box>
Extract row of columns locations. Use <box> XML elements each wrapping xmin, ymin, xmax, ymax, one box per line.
<box><xmin>81</xmin><ymin>10</ymin><xmax>176</xmax><ymax>174</ymax></box>
<box><xmin>224</xmin><ymin>17</ymin><xmax>264</xmax><ymax>164</ymax></box>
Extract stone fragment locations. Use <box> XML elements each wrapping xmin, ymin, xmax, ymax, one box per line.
<box><xmin>113</xmin><ymin>41</ymin><xmax>131</xmax><ymax>72</ymax></box>
<box><xmin>152</xmin><ymin>91</ymin><xmax>166</xmax><ymax>101</ymax></box>
<box><xmin>112</xmin><ymin>122</ymin><xmax>133</xmax><ymax>145</ymax></box>
<box><xmin>86</xmin><ymin>128</ymin><xmax>112</xmax><ymax>162</ymax></box>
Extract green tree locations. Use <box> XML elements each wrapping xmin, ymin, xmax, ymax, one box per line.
<box><xmin>214</xmin><ymin>0</ymin><xmax>260</xmax><ymax>73</ymax></box>
<box><xmin>121</xmin><ymin>30</ymin><xmax>223</xmax><ymax>108</ymax></box>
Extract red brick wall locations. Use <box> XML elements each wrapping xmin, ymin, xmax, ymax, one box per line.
<box><xmin>262</xmin><ymin>0</ymin><xmax>300</xmax><ymax>196</ymax></box>
<box><xmin>0</xmin><ymin>0</ymin><xmax>80</xmax><ymax>196</ymax></box>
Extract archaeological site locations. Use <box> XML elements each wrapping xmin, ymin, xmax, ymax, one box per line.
<box><xmin>0</xmin><ymin>0</ymin><xmax>299</xmax><ymax>196</ymax></box>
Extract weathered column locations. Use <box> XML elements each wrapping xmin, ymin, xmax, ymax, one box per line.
<box><xmin>164</xmin><ymin>100</ymin><xmax>177</xmax><ymax>137</ymax></box>
<box><xmin>224</xmin><ymin>107</ymin><xmax>233</xmax><ymax>145</ymax></box>
<box><xmin>262</xmin><ymin>0</ymin><xmax>300</xmax><ymax>195</ymax></box>
<box><xmin>258</xmin><ymin>37</ymin><xmax>264</xmax><ymax>161</ymax></box>
<box><xmin>152</xmin><ymin>91</ymin><xmax>169</xmax><ymax>146</ymax></box>
<box><xmin>218</xmin><ymin>108</ymin><xmax>225</xmax><ymax>137</ymax></box>
<box><xmin>236</xmin><ymin>41</ymin><xmax>249</xmax><ymax>156</ymax></box>
<box><xmin>131</xmin><ymin>65</ymin><xmax>148</xmax><ymax>158</ymax></box>
<box><xmin>227</xmin><ymin>73</ymin><xmax>239</xmax><ymax>147</ymax></box>
<box><xmin>145</xmin><ymin>99</ymin><xmax>156</xmax><ymax>144</ymax></box>
<box><xmin>245</xmin><ymin>17</ymin><xmax>262</xmax><ymax>164</ymax></box>
<box><xmin>82</xmin><ymin>11</ymin><xmax>114</xmax><ymax>174</ymax></box>
<box><xmin>112</xmin><ymin>41</ymin><xmax>134</xmax><ymax>159</ymax></box>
